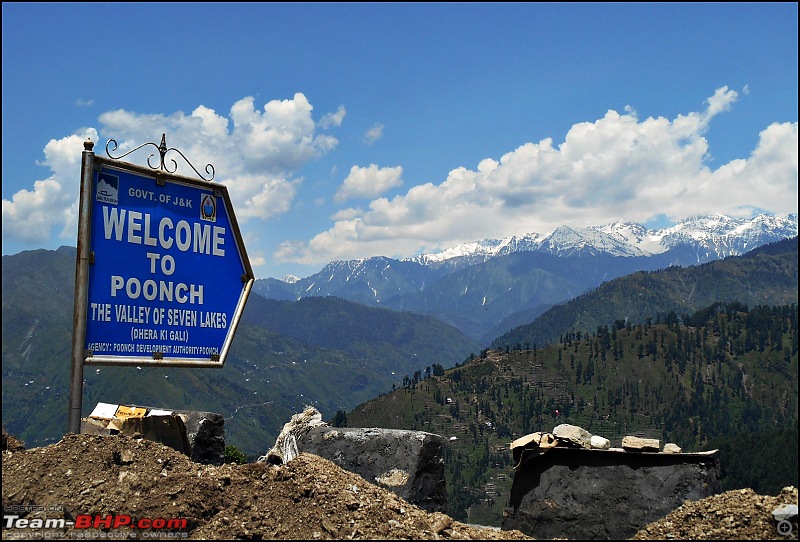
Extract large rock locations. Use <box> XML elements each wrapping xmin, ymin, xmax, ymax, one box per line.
<box><xmin>176</xmin><ymin>409</ymin><xmax>225</xmax><ymax>465</ymax></box>
<box><xmin>773</xmin><ymin>503</ymin><xmax>798</xmax><ymax>522</ymax></box>
<box><xmin>258</xmin><ymin>407</ymin><xmax>447</xmax><ymax>512</ymax></box>
<box><xmin>502</xmin><ymin>447</ymin><xmax>720</xmax><ymax>540</ymax></box>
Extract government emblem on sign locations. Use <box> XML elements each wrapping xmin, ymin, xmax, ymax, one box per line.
<box><xmin>96</xmin><ymin>172</ymin><xmax>119</xmax><ymax>205</ymax></box>
<box><xmin>201</xmin><ymin>194</ymin><xmax>216</xmax><ymax>222</ymax></box>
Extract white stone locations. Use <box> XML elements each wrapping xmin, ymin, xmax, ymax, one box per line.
<box><xmin>663</xmin><ymin>443</ymin><xmax>682</xmax><ymax>454</ymax></box>
<box><xmin>590</xmin><ymin>435</ymin><xmax>611</xmax><ymax>449</ymax></box>
<box><xmin>772</xmin><ymin>503</ymin><xmax>798</xmax><ymax>522</ymax></box>
<box><xmin>553</xmin><ymin>424</ymin><xmax>592</xmax><ymax>449</ymax></box>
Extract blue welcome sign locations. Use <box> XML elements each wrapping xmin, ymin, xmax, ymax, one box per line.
<box><xmin>84</xmin><ymin>158</ymin><xmax>253</xmax><ymax>366</ymax></box>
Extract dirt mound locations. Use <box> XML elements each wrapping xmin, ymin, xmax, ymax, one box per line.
<box><xmin>2</xmin><ymin>432</ymin><xmax>530</xmax><ymax>540</ymax></box>
<box><xmin>2</xmin><ymin>431</ymin><xmax>797</xmax><ymax>540</ymax></box>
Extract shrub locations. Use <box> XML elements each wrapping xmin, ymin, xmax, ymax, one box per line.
<box><xmin>224</xmin><ymin>444</ymin><xmax>248</xmax><ymax>464</ymax></box>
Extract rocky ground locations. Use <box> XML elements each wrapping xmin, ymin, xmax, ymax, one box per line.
<box><xmin>2</xmin><ymin>431</ymin><xmax>797</xmax><ymax>540</ymax></box>
<box><xmin>631</xmin><ymin>485</ymin><xmax>798</xmax><ymax>540</ymax></box>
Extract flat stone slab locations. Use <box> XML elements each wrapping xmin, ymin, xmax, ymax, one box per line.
<box><xmin>622</xmin><ymin>435</ymin><xmax>660</xmax><ymax>451</ymax></box>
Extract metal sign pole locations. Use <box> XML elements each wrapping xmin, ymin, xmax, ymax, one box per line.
<box><xmin>67</xmin><ymin>140</ymin><xmax>95</xmax><ymax>434</ymax></box>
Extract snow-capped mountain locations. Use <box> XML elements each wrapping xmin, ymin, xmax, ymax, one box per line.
<box><xmin>254</xmin><ymin>213</ymin><xmax>797</xmax><ymax>343</ymax></box>
<box><xmin>654</xmin><ymin>213</ymin><xmax>799</xmax><ymax>260</ymax></box>
<box><xmin>405</xmin><ymin>213</ymin><xmax>798</xmax><ymax>265</ymax></box>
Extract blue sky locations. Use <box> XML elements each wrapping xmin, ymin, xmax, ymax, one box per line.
<box><xmin>2</xmin><ymin>3</ymin><xmax>797</xmax><ymax>279</ymax></box>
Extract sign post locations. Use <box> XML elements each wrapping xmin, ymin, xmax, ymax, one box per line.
<box><xmin>68</xmin><ymin>140</ymin><xmax>97</xmax><ymax>433</ymax></box>
<box><xmin>68</xmin><ymin>136</ymin><xmax>253</xmax><ymax>433</ymax></box>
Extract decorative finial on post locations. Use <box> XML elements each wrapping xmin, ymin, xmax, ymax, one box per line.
<box><xmin>105</xmin><ymin>134</ymin><xmax>215</xmax><ymax>181</ymax></box>
<box><xmin>158</xmin><ymin>133</ymin><xmax>168</xmax><ymax>168</ymax></box>
<box><xmin>84</xmin><ymin>138</ymin><xmax>94</xmax><ymax>151</ymax></box>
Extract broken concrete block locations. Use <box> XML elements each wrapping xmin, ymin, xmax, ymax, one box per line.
<box><xmin>118</xmin><ymin>415</ymin><xmax>191</xmax><ymax>455</ymax></box>
<box><xmin>115</xmin><ymin>405</ymin><xmax>147</xmax><ymax>419</ymax></box>
<box><xmin>510</xmin><ymin>432</ymin><xmax>558</xmax><ymax>468</ymax></box>
<box><xmin>261</xmin><ymin>406</ymin><xmax>326</xmax><ymax>464</ymax></box>
<box><xmin>510</xmin><ymin>432</ymin><xmax>558</xmax><ymax>453</ymax></box>
<box><xmin>174</xmin><ymin>410</ymin><xmax>225</xmax><ymax>465</ymax></box>
<box><xmin>300</xmin><ymin>425</ymin><xmax>447</xmax><ymax>512</ymax></box>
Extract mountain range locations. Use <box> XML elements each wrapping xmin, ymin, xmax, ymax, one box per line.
<box><xmin>255</xmin><ymin>213</ymin><xmax>798</xmax><ymax>343</ymax></box>
<box><xmin>1</xmin><ymin>213</ymin><xmax>797</xmax><ymax>460</ymax></box>
<box><xmin>408</xmin><ymin>213</ymin><xmax>798</xmax><ymax>263</ymax></box>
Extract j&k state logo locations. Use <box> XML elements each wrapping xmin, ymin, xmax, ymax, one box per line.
<box><xmin>201</xmin><ymin>194</ymin><xmax>216</xmax><ymax>222</ymax></box>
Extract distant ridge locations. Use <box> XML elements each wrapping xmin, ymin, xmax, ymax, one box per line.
<box><xmin>492</xmin><ymin>235</ymin><xmax>799</xmax><ymax>350</ymax></box>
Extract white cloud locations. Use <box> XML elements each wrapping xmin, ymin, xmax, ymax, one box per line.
<box><xmin>281</xmin><ymin>86</ymin><xmax>797</xmax><ymax>267</ymax></box>
<box><xmin>3</xmin><ymin>129</ymin><xmax>98</xmax><ymax>244</ymax></box>
<box><xmin>226</xmin><ymin>174</ymin><xmax>301</xmax><ymax>220</ymax></box>
<box><xmin>249</xmin><ymin>254</ymin><xmax>267</xmax><ymax>267</ymax></box>
<box><xmin>2</xmin><ymin>178</ymin><xmax>71</xmax><ymax>243</ymax></box>
<box><xmin>331</xmin><ymin>207</ymin><xmax>364</xmax><ymax>221</ymax></box>
<box><xmin>228</xmin><ymin>94</ymin><xmax>337</xmax><ymax>174</ymax></box>
<box><xmin>477</xmin><ymin>158</ymin><xmax>499</xmax><ymax>173</ymax></box>
<box><xmin>363</xmin><ymin>123</ymin><xmax>384</xmax><ymax>145</ymax></box>
<box><xmin>334</xmin><ymin>164</ymin><xmax>403</xmax><ymax>202</ymax></box>
<box><xmin>702</xmin><ymin>86</ymin><xmax>737</xmax><ymax>123</ymax></box>
<box><xmin>3</xmin><ymin>94</ymin><xmax>337</xmax><ymax>246</ymax></box>
<box><xmin>707</xmin><ymin>121</ymin><xmax>798</xmax><ymax>216</ymax></box>
<box><xmin>320</xmin><ymin>105</ymin><xmax>346</xmax><ymax>129</ymax></box>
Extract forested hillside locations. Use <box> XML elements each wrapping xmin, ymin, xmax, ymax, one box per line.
<box><xmin>347</xmin><ymin>302</ymin><xmax>799</xmax><ymax>526</ymax></box>
<box><xmin>1</xmin><ymin>248</ymin><xmax>479</xmax><ymax>454</ymax></box>
<box><xmin>494</xmin><ymin>236</ymin><xmax>798</xmax><ymax>349</ymax></box>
